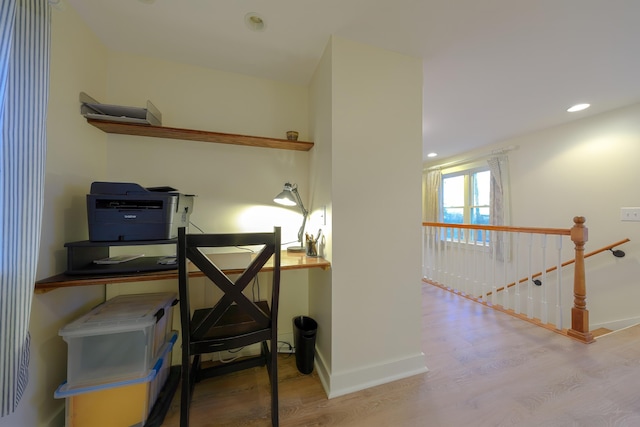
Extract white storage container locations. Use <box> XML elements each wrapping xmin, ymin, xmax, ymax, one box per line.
<box><xmin>59</xmin><ymin>292</ymin><xmax>177</xmax><ymax>387</ymax></box>
<box><xmin>55</xmin><ymin>331</ymin><xmax>177</xmax><ymax>427</ymax></box>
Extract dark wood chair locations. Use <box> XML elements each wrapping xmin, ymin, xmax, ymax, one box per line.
<box><xmin>177</xmin><ymin>226</ymin><xmax>281</xmax><ymax>426</ymax></box>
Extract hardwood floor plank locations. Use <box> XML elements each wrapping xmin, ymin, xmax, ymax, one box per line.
<box><xmin>161</xmin><ymin>284</ymin><xmax>640</xmax><ymax>426</ymax></box>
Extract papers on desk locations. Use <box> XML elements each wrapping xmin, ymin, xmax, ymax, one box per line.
<box><xmin>93</xmin><ymin>254</ymin><xmax>145</xmax><ymax>265</ymax></box>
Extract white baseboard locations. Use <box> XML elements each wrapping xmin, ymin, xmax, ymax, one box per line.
<box><xmin>592</xmin><ymin>316</ymin><xmax>640</xmax><ymax>331</ymax></box>
<box><xmin>315</xmin><ymin>351</ymin><xmax>428</xmax><ymax>399</ymax></box>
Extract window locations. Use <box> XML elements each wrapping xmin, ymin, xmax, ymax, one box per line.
<box><xmin>441</xmin><ymin>168</ymin><xmax>490</xmax><ymax>242</ymax></box>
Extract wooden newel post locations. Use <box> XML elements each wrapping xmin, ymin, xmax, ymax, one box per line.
<box><xmin>567</xmin><ymin>216</ymin><xmax>595</xmax><ymax>343</ymax></box>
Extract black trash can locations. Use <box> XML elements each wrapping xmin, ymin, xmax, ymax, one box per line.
<box><xmin>293</xmin><ymin>315</ymin><xmax>318</xmax><ymax>374</ymax></box>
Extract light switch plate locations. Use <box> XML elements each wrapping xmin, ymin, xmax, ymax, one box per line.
<box><xmin>620</xmin><ymin>207</ymin><xmax>640</xmax><ymax>221</ymax></box>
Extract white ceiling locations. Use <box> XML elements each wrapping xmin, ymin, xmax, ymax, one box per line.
<box><xmin>64</xmin><ymin>0</ymin><xmax>640</xmax><ymax>161</ymax></box>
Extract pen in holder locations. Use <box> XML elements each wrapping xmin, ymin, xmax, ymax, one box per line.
<box><xmin>305</xmin><ymin>230</ymin><xmax>321</xmax><ymax>257</ymax></box>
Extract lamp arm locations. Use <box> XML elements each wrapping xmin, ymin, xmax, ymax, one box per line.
<box><xmin>292</xmin><ymin>187</ymin><xmax>309</xmax><ymax>244</ymax></box>
<box><xmin>297</xmin><ymin>212</ymin><xmax>308</xmax><ymax>245</ymax></box>
<box><xmin>291</xmin><ymin>187</ymin><xmax>309</xmax><ymax>217</ymax></box>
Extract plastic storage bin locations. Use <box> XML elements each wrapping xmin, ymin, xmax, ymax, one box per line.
<box><xmin>59</xmin><ymin>292</ymin><xmax>177</xmax><ymax>387</ymax></box>
<box><xmin>55</xmin><ymin>331</ymin><xmax>177</xmax><ymax>427</ymax></box>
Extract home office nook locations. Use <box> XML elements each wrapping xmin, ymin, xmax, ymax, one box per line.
<box><xmin>37</xmin><ymin>177</ymin><xmax>330</xmax><ymax>426</ymax></box>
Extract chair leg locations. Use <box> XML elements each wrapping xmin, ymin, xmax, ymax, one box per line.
<box><xmin>180</xmin><ymin>356</ymin><xmax>190</xmax><ymax>427</ymax></box>
<box><xmin>182</xmin><ymin>352</ymin><xmax>204</xmax><ymax>426</ymax></box>
<box><xmin>269</xmin><ymin>339</ymin><xmax>279</xmax><ymax>427</ymax></box>
<box><xmin>192</xmin><ymin>354</ymin><xmax>201</xmax><ymax>387</ymax></box>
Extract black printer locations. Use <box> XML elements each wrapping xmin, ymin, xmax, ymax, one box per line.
<box><xmin>87</xmin><ymin>182</ymin><xmax>195</xmax><ymax>241</ymax></box>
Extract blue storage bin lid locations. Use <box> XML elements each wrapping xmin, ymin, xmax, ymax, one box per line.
<box><xmin>54</xmin><ymin>331</ymin><xmax>177</xmax><ymax>398</ymax></box>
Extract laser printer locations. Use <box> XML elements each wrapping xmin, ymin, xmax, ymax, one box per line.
<box><xmin>87</xmin><ymin>181</ymin><xmax>195</xmax><ymax>241</ymax></box>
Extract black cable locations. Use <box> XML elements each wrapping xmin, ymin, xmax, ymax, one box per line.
<box><xmin>252</xmin><ymin>275</ymin><xmax>260</xmax><ymax>302</ymax></box>
<box><xmin>188</xmin><ymin>221</ymin><xmax>205</xmax><ymax>233</ymax></box>
<box><xmin>277</xmin><ymin>341</ymin><xmax>294</xmax><ymax>356</ymax></box>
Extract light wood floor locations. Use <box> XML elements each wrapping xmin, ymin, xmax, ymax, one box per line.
<box><xmin>161</xmin><ymin>283</ymin><xmax>640</xmax><ymax>426</ymax></box>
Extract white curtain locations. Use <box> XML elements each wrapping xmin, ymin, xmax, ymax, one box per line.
<box><xmin>0</xmin><ymin>0</ymin><xmax>50</xmax><ymax>416</ymax></box>
<box><xmin>487</xmin><ymin>155</ymin><xmax>511</xmax><ymax>261</ymax></box>
<box><xmin>423</xmin><ymin>169</ymin><xmax>441</xmax><ymax>222</ymax></box>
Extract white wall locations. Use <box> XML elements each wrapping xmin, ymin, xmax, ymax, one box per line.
<box><xmin>308</xmin><ymin>37</ymin><xmax>335</xmax><ymax>383</ymax></box>
<box><xmin>322</xmin><ymin>37</ymin><xmax>427</xmax><ymax>397</ymax></box>
<box><xmin>425</xmin><ymin>102</ymin><xmax>640</xmax><ymax>330</ymax></box>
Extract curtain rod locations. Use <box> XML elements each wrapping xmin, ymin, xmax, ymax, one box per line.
<box><xmin>424</xmin><ymin>145</ymin><xmax>518</xmax><ymax>171</ymax></box>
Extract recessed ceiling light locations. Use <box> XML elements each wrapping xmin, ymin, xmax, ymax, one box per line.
<box><xmin>427</xmin><ymin>152</ymin><xmax>438</xmax><ymax>158</ymax></box>
<box><xmin>567</xmin><ymin>103</ymin><xmax>590</xmax><ymax>113</ymax></box>
<box><xmin>245</xmin><ymin>12</ymin><xmax>266</xmax><ymax>32</ymax></box>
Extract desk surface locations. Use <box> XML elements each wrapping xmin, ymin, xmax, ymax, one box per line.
<box><xmin>34</xmin><ymin>251</ymin><xmax>330</xmax><ymax>294</ymax></box>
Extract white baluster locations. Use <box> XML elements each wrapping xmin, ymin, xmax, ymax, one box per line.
<box><xmin>443</xmin><ymin>227</ymin><xmax>449</xmax><ymax>287</ymax></box>
<box><xmin>455</xmin><ymin>226</ymin><xmax>462</xmax><ymax>292</ymax></box>
<box><xmin>435</xmin><ymin>227</ymin><xmax>442</xmax><ymax>284</ymax></box>
<box><xmin>491</xmin><ymin>230</ymin><xmax>497</xmax><ymax>305</ymax></box>
<box><xmin>540</xmin><ymin>234</ymin><xmax>548</xmax><ymax>324</ymax></box>
<box><xmin>555</xmin><ymin>235</ymin><xmax>563</xmax><ymax>330</ymax></box>
<box><xmin>464</xmin><ymin>228</ymin><xmax>471</xmax><ymax>295</ymax></box>
<box><xmin>502</xmin><ymin>231</ymin><xmax>509</xmax><ymax>309</ymax></box>
<box><xmin>482</xmin><ymin>230</ymin><xmax>489</xmax><ymax>301</ymax></box>
<box><xmin>514</xmin><ymin>232</ymin><xmax>521</xmax><ymax>314</ymax></box>
<box><xmin>471</xmin><ymin>229</ymin><xmax>476</xmax><ymax>295</ymax></box>
<box><xmin>527</xmin><ymin>233</ymin><xmax>534</xmax><ymax>318</ymax></box>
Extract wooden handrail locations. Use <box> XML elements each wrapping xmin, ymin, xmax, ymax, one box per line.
<box><xmin>487</xmin><ymin>238</ymin><xmax>631</xmax><ymax>295</ymax></box>
<box><xmin>422</xmin><ymin>221</ymin><xmax>571</xmax><ymax>236</ymax></box>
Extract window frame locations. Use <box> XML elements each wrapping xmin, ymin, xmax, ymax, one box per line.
<box><xmin>439</xmin><ymin>165</ymin><xmax>491</xmax><ymax>245</ymax></box>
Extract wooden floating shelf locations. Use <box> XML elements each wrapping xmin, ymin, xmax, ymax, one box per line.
<box><xmin>86</xmin><ymin>119</ymin><xmax>314</xmax><ymax>152</ymax></box>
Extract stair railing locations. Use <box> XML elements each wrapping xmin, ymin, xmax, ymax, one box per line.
<box><xmin>487</xmin><ymin>238</ymin><xmax>630</xmax><ymax>296</ymax></box>
<box><xmin>422</xmin><ymin>216</ymin><xmax>613</xmax><ymax>344</ymax></box>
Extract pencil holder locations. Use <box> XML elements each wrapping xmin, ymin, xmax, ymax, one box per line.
<box><xmin>306</xmin><ymin>239</ymin><xmax>318</xmax><ymax>257</ymax></box>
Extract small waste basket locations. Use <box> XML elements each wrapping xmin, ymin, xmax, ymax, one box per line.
<box><xmin>293</xmin><ymin>316</ymin><xmax>317</xmax><ymax>374</ymax></box>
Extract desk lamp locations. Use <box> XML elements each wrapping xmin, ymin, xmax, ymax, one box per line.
<box><xmin>274</xmin><ymin>182</ymin><xmax>308</xmax><ymax>252</ymax></box>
